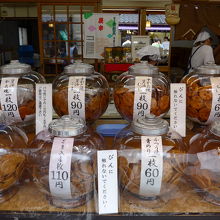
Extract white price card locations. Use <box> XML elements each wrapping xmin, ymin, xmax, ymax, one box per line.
<box><xmin>36</xmin><ymin>84</ymin><xmax>53</xmax><ymax>134</ymax></box>
<box><xmin>170</xmin><ymin>83</ymin><xmax>186</xmax><ymax>137</ymax></box>
<box><xmin>68</xmin><ymin>76</ymin><xmax>86</xmax><ymax>119</ymax></box>
<box><xmin>207</xmin><ymin>77</ymin><xmax>220</xmax><ymax>124</ymax></box>
<box><xmin>140</xmin><ymin>136</ymin><xmax>163</xmax><ymax>197</ymax></box>
<box><xmin>49</xmin><ymin>137</ymin><xmax>74</xmax><ymax>199</ymax></box>
<box><xmin>97</xmin><ymin>150</ymin><xmax>118</xmax><ymax>215</ymax></box>
<box><xmin>133</xmin><ymin>76</ymin><xmax>152</xmax><ymax>120</ymax></box>
<box><xmin>0</xmin><ymin>77</ymin><xmax>22</xmax><ymax>123</ymax></box>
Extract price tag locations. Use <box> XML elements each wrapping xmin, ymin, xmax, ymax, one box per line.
<box><xmin>140</xmin><ymin>136</ymin><xmax>163</xmax><ymax>197</ymax></box>
<box><xmin>0</xmin><ymin>77</ymin><xmax>22</xmax><ymax>123</ymax></box>
<box><xmin>207</xmin><ymin>77</ymin><xmax>220</xmax><ymax>124</ymax></box>
<box><xmin>68</xmin><ymin>76</ymin><xmax>86</xmax><ymax>119</ymax></box>
<box><xmin>97</xmin><ymin>150</ymin><xmax>118</xmax><ymax>214</ymax></box>
<box><xmin>49</xmin><ymin>137</ymin><xmax>74</xmax><ymax>199</ymax></box>
<box><xmin>133</xmin><ymin>76</ymin><xmax>152</xmax><ymax>120</ymax></box>
<box><xmin>170</xmin><ymin>83</ymin><xmax>186</xmax><ymax>137</ymax></box>
<box><xmin>36</xmin><ymin>84</ymin><xmax>53</xmax><ymax>134</ymax></box>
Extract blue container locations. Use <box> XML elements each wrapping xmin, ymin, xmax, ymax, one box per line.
<box><xmin>18</xmin><ymin>45</ymin><xmax>34</xmax><ymax>65</ymax></box>
<box><xmin>96</xmin><ymin>124</ymin><xmax>127</xmax><ymax>137</ymax></box>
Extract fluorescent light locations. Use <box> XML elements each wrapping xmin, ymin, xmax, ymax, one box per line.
<box><xmin>118</xmin><ymin>26</ymin><xmax>170</xmax><ymax>31</ymax></box>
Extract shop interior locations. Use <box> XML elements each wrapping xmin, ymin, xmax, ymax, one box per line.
<box><xmin>0</xmin><ymin>0</ymin><xmax>220</xmax><ymax>219</ymax></box>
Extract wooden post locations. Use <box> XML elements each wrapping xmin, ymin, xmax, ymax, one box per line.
<box><xmin>139</xmin><ymin>9</ymin><xmax>146</xmax><ymax>35</ymax></box>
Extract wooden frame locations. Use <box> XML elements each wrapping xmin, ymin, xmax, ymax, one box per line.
<box><xmin>38</xmin><ymin>2</ymin><xmax>99</xmax><ymax>77</ymax></box>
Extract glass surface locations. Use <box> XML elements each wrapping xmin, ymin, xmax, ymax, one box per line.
<box><xmin>69</xmin><ymin>24</ymin><xmax>81</xmax><ymax>41</ymax></box>
<box><xmin>115</xmin><ymin>125</ymin><xmax>186</xmax><ymax>208</ymax></box>
<box><xmin>55</xmin><ymin>5</ymin><xmax>67</xmax><ymax>22</ymax></box>
<box><xmin>42</xmin><ymin>5</ymin><xmax>54</xmax><ymax>22</ymax></box>
<box><xmin>188</xmin><ymin>126</ymin><xmax>220</xmax><ymax>206</ymax></box>
<box><xmin>181</xmin><ymin>67</ymin><xmax>220</xmax><ymax>125</ymax></box>
<box><xmin>43</xmin><ymin>41</ymin><xmax>56</xmax><ymax>58</ymax></box>
<box><xmin>30</xmin><ymin>125</ymin><xmax>104</xmax><ymax>208</ymax></box>
<box><xmin>113</xmin><ymin>65</ymin><xmax>170</xmax><ymax>122</ymax></box>
<box><xmin>69</xmin><ymin>6</ymin><xmax>81</xmax><ymax>22</ymax></box>
<box><xmin>55</xmin><ymin>24</ymin><xmax>68</xmax><ymax>40</ymax></box>
<box><xmin>52</xmin><ymin>66</ymin><xmax>110</xmax><ymax>124</ymax></box>
<box><xmin>42</xmin><ymin>23</ymin><xmax>54</xmax><ymax>40</ymax></box>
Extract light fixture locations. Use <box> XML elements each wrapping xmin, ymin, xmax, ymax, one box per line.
<box><xmin>48</xmin><ymin>23</ymin><xmax>54</xmax><ymax>28</ymax></box>
<box><xmin>146</xmin><ymin>20</ymin><xmax>151</xmax><ymax>28</ymax></box>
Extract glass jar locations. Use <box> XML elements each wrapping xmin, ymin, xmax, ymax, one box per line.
<box><xmin>0</xmin><ymin>116</ymin><xmax>27</xmax><ymax>203</ymax></box>
<box><xmin>30</xmin><ymin>115</ymin><xmax>104</xmax><ymax>209</ymax></box>
<box><xmin>187</xmin><ymin>120</ymin><xmax>220</xmax><ymax>205</ymax></box>
<box><xmin>0</xmin><ymin>60</ymin><xmax>46</xmax><ymax>128</ymax></box>
<box><xmin>113</xmin><ymin>62</ymin><xmax>170</xmax><ymax>122</ymax></box>
<box><xmin>53</xmin><ymin>62</ymin><xmax>110</xmax><ymax>124</ymax></box>
<box><xmin>181</xmin><ymin>65</ymin><xmax>220</xmax><ymax>125</ymax></box>
<box><xmin>114</xmin><ymin>116</ymin><xmax>186</xmax><ymax>207</ymax></box>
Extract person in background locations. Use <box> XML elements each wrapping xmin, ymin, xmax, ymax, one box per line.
<box><xmin>162</xmin><ymin>36</ymin><xmax>170</xmax><ymax>51</ymax></box>
<box><xmin>122</xmin><ymin>37</ymin><xmax>131</xmax><ymax>47</ymax></box>
<box><xmin>187</xmin><ymin>31</ymin><xmax>215</xmax><ymax>73</ymax></box>
<box><xmin>136</xmin><ymin>45</ymin><xmax>161</xmax><ymax>65</ymax></box>
<box><xmin>152</xmin><ymin>38</ymin><xmax>163</xmax><ymax>49</ymax></box>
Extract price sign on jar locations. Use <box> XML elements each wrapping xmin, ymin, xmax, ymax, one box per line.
<box><xmin>68</xmin><ymin>76</ymin><xmax>86</xmax><ymax>119</ymax></box>
<box><xmin>133</xmin><ymin>76</ymin><xmax>152</xmax><ymax>119</ymax></box>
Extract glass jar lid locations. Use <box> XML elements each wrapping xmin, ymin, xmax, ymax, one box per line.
<box><xmin>131</xmin><ymin>116</ymin><xmax>169</xmax><ymax>136</ymax></box>
<box><xmin>129</xmin><ymin>61</ymin><xmax>158</xmax><ymax>75</ymax></box>
<box><xmin>196</xmin><ymin>65</ymin><xmax>220</xmax><ymax>75</ymax></box>
<box><xmin>210</xmin><ymin>120</ymin><xmax>220</xmax><ymax>137</ymax></box>
<box><xmin>0</xmin><ymin>60</ymin><xmax>31</xmax><ymax>75</ymax></box>
<box><xmin>64</xmin><ymin>60</ymin><xmax>94</xmax><ymax>75</ymax></box>
<box><xmin>48</xmin><ymin>115</ymin><xmax>87</xmax><ymax>137</ymax></box>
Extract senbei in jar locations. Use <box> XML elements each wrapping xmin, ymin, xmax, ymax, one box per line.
<box><xmin>114</xmin><ymin>116</ymin><xmax>187</xmax><ymax>208</ymax></box>
<box><xmin>52</xmin><ymin>61</ymin><xmax>109</xmax><ymax>124</ymax></box>
<box><xmin>188</xmin><ymin>120</ymin><xmax>220</xmax><ymax>205</ymax></box>
<box><xmin>113</xmin><ymin>62</ymin><xmax>170</xmax><ymax>122</ymax></box>
<box><xmin>30</xmin><ymin>115</ymin><xmax>104</xmax><ymax>209</ymax></box>
<box><xmin>181</xmin><ymin>65</ymin><xmax>220</xmax><ymax>124</ymax></box>
<box><xmin>0</xmin><ymin>60</ymin><xmax>46</xmax><ymax>128</ymax></box>
<box><xmin>0</xmin><ymin>118</ymin><xmax>27</xmax><ymax>203</ymax></box>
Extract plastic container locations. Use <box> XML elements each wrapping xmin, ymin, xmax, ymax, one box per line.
<box><xmin>0</xmin><ymin>114</ymin><xmax>27</xmax><ymax>203</ymax></box>
<box><xmin>187</xmin><ymin>120</ymin><xmax>220</xmax><ymax>206</ymax></box>
<box><xmin>114</xmin><ymin>116</ymin><xmax>187</xmax><ymax>208</ymax></box>
<box><xmin>30</xmin><ymin>115</ymin><xmax>104</xmax><ymax>209</ymax></box>
<box><xmin>53</xmin><ymin>61</ymin><xmax>110</xmax><ymax>124</ymax></box>
<box><xmin>113</xmin><ymin>62</ymin><xmax>170</xmax><ymax>122</ymax></box>
<box><xmin>181</xmin><ymin>64</ymin><xmax>220</xmax><ymax>125</ymax></box>
<box><xmin>0</xmin><ymin>60</ymin><xmax>46</xmax><ymax>128</ymax></box>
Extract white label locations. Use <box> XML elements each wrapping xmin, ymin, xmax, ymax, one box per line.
<box><xmin>207</xmin><ymin>77</ymin><xmax>220</xmax><ymax>123</ymax></box>
<box><xmin>170</xmin><ymin>83</ymin><xmax>186</xmax><ymax>137</ymax></box>
<box><xmin>133</xmin><ymin>76</ymin><xmax>152</xmax><ymax>120</ymax></box>
<box><xmin>49</xmin><ymin>137</ymin><xmax>74</xmax><ymax>199</ymax></box>
<box><xmin>36</xmin><ymin>84</ymin><xmax>53</xmax><ymax>134</ymax></box>
<box><xmin>140</xmin><ymin>136</ymin><xmax>163</xmax><ymax>197</ymax></box>
<box><xmin>197</xmin><ymin>149</ymin><xmax>220</xmax><ymax>172</ymax></box>
<box><xmin>0</xmin><ymin>77</ymin><xmax>22</xmax><ymax>123</ymax></box>
<box><xmin>68</xmin><ymin>76</ymin><xmax>86</xmax><ymax>119</ymax></box>
<box><xmin>97</xmin><ymin>150</ymin><xmax>118</xmax><ymax>215</ymax></box>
